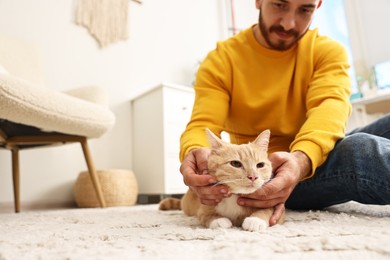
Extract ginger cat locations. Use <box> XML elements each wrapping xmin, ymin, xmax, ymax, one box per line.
<box><xmin>159</xmin><ymin>129</ymin><xmax>284</xmax><ymax>232</ymax></box>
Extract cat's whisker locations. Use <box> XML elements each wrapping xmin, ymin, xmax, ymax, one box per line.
<box><xmin>212</xmin><ymin>179</ymin><xmax>239</xmax><ymax>187</ymax></box>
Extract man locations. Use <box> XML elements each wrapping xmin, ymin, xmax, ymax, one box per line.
<box><xmin>179</xmin><ymin>0</ymin><xmax>390</xmax><ymax>225</ymax></box>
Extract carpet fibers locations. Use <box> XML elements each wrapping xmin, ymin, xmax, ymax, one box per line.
<box><xmin>0</xmin><ymin>202</ymin><xmax>390</xmax><ymax>260</ymax></box>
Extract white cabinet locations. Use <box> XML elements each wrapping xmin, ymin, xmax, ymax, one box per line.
<box><xmin>131</xmin><ymin>83</ymin><xmax>194</xmax><ymax>195</ymax></box>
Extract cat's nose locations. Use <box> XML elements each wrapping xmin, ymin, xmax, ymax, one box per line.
<box><xmin>247</xmin><ymin>175</ymin><xmax>258</xmax><ymax>181</ymax></box>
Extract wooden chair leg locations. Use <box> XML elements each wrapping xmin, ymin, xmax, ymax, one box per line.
<box><xmin>11</xmin><ymin>147</ymin><xmax>20</xmax><ymax>213</ymax></box>
<box><xmin>80</xmin><ymin>139</ymin><xmax>106</xmax><ymax>208</ymax></box>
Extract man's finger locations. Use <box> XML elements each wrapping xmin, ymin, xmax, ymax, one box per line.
<box><xmin>193</xmin><ymin>185</ymin><xmax>229</xmax><ymax>200</ymax></box>
<box><xmin>183</xmin><ymin>173</ymin><xmax>216</xmax><ymax>187</ymax></box>
<box><xmin>254</xmin><ymin>175</ymin><xmax>286</xmax><ymax>199</ymax></box>
<box><xmin>269</xmin><ymin>203</ymin><xmax>285</xmax><ymax>226</ymax></box>
<box><xmin>237</xmin><ymin>196</ymin><xmax>283</xmax><ymax>209</ymax></box>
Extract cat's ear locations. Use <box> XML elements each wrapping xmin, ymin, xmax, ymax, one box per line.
<box><xmin>253</xmin><ymin>129</ymin><xmax>270</xmax><ymax>150</ymax></box>
<box><xmin>205</xmin><ymin>128</ymin><xmax>224</xmax><ymax>148</ymax></box>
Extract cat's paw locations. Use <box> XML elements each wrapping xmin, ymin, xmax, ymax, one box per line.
<box><xmin>242</xmin><ymin>217</ymin><xmax>268</xmax><ymax>232</ymax></box>
<box><xmin>209</xmin><ymin>217</ymin><xmax>233</xmax><ymax>229</ymax></box>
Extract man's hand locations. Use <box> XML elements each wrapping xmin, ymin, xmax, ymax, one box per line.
<box><xmin>237</xmin><ymin>150</ymin><xmax>312</xmax><ymax>225</ymax></box>
<box><xmin>180</xmin><ymin>148</ymin><xmax>229</xmax><ymax>205</ymax></box>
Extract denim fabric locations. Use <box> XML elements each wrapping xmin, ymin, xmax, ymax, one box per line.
<box><xmin>286</xmin><ymin>114</ymin><xmax>390</xmax><ymax>210</ymax></box>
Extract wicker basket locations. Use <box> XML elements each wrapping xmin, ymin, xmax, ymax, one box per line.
<box><xmin>73</xmin><ymin>169</ymin><xmax>138</xmax><ymax>208</ymax></box>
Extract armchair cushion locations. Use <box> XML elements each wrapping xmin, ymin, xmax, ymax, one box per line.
<box><xmin>0</xmin><ymin>74</ymin><xmax>115</xmax><ymax>138</ymax></box>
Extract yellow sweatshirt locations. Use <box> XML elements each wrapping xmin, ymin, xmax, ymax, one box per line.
<box><xmin>180</xmin><ymin>26</ymin><xmax>351</xmax><ymax>176</ymax></box>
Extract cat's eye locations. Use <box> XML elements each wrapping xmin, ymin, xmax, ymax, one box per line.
<box><xmin>257</xmin><ymin>162</ymin><xmax>265</xmax><ymax>168</ymax></box>
<box><xmin>230</xmin><ymin>160</ymin><xmax>242</xmax><ymax>168</ymax></box>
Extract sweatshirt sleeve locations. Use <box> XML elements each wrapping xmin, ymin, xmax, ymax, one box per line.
<box><xmin>290</xmin><ymin>37</ymin><xmax>352</xmax><ymax>178</ymax></box>
<box><xmin>179</xmin><ymin>44</ymin><xmax>231</xmax><ymax>161</ymax></box>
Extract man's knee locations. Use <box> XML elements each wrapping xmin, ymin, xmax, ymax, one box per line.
<box><xmin>337</xmin><ymin>133</ymin><xmax>377</xmax><ymax>156</ymax></box>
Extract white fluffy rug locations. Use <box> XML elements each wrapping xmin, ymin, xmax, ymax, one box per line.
<box><xmin>1</xmin><ymin>202</ymin><xmax>390</xmax><ymax>260</ymax></box>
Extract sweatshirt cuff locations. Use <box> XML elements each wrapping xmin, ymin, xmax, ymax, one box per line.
<box><xmin>291</xmin><ymin>140</ymin><xmax>323</xmax><ymax>179</ymax></box>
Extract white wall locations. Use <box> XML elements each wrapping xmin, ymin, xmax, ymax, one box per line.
<box><xmin>0</xmin><ymin>0</ymin><xmax>228</xmax><ymax>205</ymax></box>
<box><xmin>344</xmin><ymin>0</ymin><xmax>390</xmax><ymax>79</ymax></box>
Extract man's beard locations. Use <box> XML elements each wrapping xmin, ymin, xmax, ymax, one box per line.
<box><xmin>258</xmin><ymin>12</ymin><xmax>308</xmax><ymax>51</ymax></box>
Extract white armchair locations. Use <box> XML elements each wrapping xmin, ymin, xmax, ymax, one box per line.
<box><xmin>0</xmin><ymin>33</ymin><xmax>115</xmax><ymax>212</ymax></box>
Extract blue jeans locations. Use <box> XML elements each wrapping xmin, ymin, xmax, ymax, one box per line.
<box><xmin>286</xmin><ymin>114</ymin><xmax>390</xmax><ymax>210</ymax></box>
